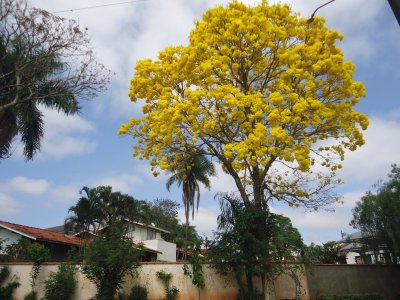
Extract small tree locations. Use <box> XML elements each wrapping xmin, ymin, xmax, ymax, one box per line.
<box><xmin>208</xmin><ymin>193</ymin><xmax>305</xmax><ymax>300</ymax></box>
<box><xmin>304</xmin><ymin>242</ymin><xmax>346</xmax><ymax>264</ymax></box>
<box><xmin>43</xmin><ymin>263</ymin><xmax>77</xmax><ymax>300</ymax></box>
<box><xmin>81</xmin><ymin>223</ymin><xmax>142</xmax><ymax>300</ymax></box>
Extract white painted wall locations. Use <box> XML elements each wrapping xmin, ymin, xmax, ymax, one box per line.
<box><xmin>346</xmin><ymin>251</ymin><xmax>360</xmax><ymax>264</ymax></box>
<box><xmin>142</xmin><ymin>239</ymin><xmax>176</xmax><ymax>262</ymax></box>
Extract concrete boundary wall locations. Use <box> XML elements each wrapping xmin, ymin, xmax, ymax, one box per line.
<box><xmin>3</xmin><ymin>262</ymin><xmax>399</xmax><ymax>300</ymax></box>
<box><xmin>307</xmin><ymin>264</ymin><xmax>400</xmax><ymax>300</ymax></box>
<box><xmin>0</xmin><ymin>262</ymin><xmax>308</xmax><ymax>300</ymax></box>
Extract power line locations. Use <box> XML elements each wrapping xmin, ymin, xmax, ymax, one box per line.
<box><xmin>52</xmin><ymin>0</ymin><xmax>148</xmax><ymax>14</ymax></box>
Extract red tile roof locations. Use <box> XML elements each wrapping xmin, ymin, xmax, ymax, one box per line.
<box><xmin>0</xmin><ymin>221</ymin><xmax>80</xmax><ymax>246</ymax></box>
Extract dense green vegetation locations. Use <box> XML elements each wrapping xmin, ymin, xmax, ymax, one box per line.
<box><xmin>350</xmin><ymin>165</ymin><xmax>400</xmax><ymax>264</ymax></box>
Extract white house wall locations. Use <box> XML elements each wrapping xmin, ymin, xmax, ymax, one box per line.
<box><xmin>346</xmin><ymin>251</ymin><xmax>360</xmax><ymax>264</ymax></box>
<box><xmin>0</xmin><ymin>228</ymin><xmax>23</xmax><ymax>253</ymax></box>
<box><xmin>143</xmin><ymin>239</ymin><xmax>176</xmax><ymax>262</ymax></box>
<box><xmin>126</xmin><ymin>224</ymin><xmax>163</xmax><ymax>243</ymax></box>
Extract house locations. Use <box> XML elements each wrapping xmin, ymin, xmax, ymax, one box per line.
<box><xmin>112</xmin><ymin>219</ymin><xmax>176</xmax><ymax>262</ymax></box>
<box><xmin>338</xmin><ymin>231</ymin><xmax>392</xmax><ymax>264</ymax></box>
<box><xmin>47</xmin><ymin>219</ymin><xmax>177</xmax><ymax>262</ymax></box>
<box><xmin>0</xmin><ymin>220</ymin><xmax>80</xmax><ymax>261</ymax></box>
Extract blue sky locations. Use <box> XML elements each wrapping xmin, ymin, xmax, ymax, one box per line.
<box><xmin>1</xmin><ymin>0</ymin><xmax>400</xmax><ymax>244</ymax></box>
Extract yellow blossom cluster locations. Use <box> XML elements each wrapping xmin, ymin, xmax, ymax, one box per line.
<box><xmin>120</xmin><ymin>1</ymin><xmax>368</xmax><ymax>207</ymax></box>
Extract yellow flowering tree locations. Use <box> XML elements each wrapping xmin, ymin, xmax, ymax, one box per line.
<box><xmin>120</xmin><ymin>1</ymin><xmax>368</xmax><ymax>210</ymax></box>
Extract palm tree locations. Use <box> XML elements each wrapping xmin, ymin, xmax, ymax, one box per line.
<box><xmin>0</xmin><ymin>38</ymin><xmax>79</xmax><ymax>160</ymax></box>
<box><xmin>64</xmin><ymin>186</ymin><xmax>101</xmax><ymax>252</ymax></box>
<box><xmin>94</xmin><ymin>186</ymin><xmax>144</xmax><ymax>228</ymax></box>
<box><xmin>166</xmin><ymin>153</ymin><xmax>216</xmax><ymax>255</ymax></box>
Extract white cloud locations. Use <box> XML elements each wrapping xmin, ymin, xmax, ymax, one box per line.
<box><xmin>50</xmin><ymin>185</ymin><xmax>81</xmax><ymax>204</ymax></box>
<box><xmin>178</xmin><ymin>206</ymin><xmax>219</xmax><ymax>238</ymax></box>
<box><xmin>36</xmin><ymin>106</ymin><xmax>97</xmax><ymax>158</ymax></box>
<box><xmin>94</xmin><ymin>173</ymin><xmax>144</xmax><ymax>194</ymax></box>
<box><xmin>0</xmin><ymin>193</ymin><xmax>22</xmax><ymax>217</ymax></box>
<box><xmin>339</xmin><ymin>117</ymin><xmax>400</xmax><ymax>186</ymax></box>
<box><xmin>41</xmin><ymin>136</ymin><xmax>96</xmax><ymax>158</ymax></box>
<box><xmin>6</xmin><ymin>176</ymin><xmax>49</xmax><ymax>195</ymax></box>
<box><xmin>41</xmin><ymin>107</ymin><xmax>95</xmax><ymax>138</ymax></box>
<box><xmin>270</xmin><ymin>189</ymin><xmax>367</xmax><ymax>244</ymax></box>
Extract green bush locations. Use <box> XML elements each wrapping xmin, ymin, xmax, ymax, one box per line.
<box><xmin>128</xmin><ymin>285</ymin><xmax>148</xmax><ymax>300</ymax></box>
<box><xmin>0</xmin><ymin>266</ymin><xmax>20</xmax><ymax>300</ymax></box>
<box><xmin>43</xmin><ymin>264</ymin><xmax>77</xmax><ymax>300</ymax></box>
<box><xmin>317</xmin><ymin>294</ymin><xmax>385</xmax><ymax>300</ymax></box>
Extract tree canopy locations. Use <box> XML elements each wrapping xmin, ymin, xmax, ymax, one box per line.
<box><xmin>350</xmin><ymin>165</ymin><xmax>400</xmax><ymax>264</ymax></box>
<box><xmin>120</xmin><ymin>1</ymin><xmax>368</xmax><ymax>209</ymax></box>
<box><xmin>0</xmin><ymin>0</ymin><xmax>110</xmax><ymax>160</ymax></box>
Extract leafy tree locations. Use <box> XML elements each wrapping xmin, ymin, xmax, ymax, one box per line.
<box><xmin>0</xmin><ymin>0</ymin><xmax>110</xmax><ymax>160</ymax></box>
<box><xmin>350</xmin><ymin>165</ymin><xmax>400</xmax><ymax>264</ymax></box>
<box><xmin>81</xmin><ymin>224</ymin><xmax>142</xmax><ymax>300</ymax></box>
<box><xmin>145</xmin><ymin>199</ymin><xmax>180</xmax><ymax>233</ymax></box>
<box><xmin>208</xmin><ymin>193</ymin><xmax>304</xmax><ymax>299</ymax></box>
<box><xmin>120</xmin><ymin>1</ymin><xmax>368</xmax><ymax>211</ymax></box>
<box><xmin>173</xmin><ymin>223</ymin><xmax>201</xmax><ymax>249</ymax></box>
<box><xmin>304</xmin><ymin>241</ymin><xmax>345</xmax><ymax>264</ymax></box>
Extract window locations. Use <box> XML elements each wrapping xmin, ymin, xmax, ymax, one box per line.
<box><xmin>147</xmin><ymin>229</ymin><xmax>156</xmax><ymax>240</ymax></box>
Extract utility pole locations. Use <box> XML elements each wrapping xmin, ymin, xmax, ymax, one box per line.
<box><xmin>388</xmin><ymin>0</ymin><xmax>400</xmax><ymax>26</ymax></box>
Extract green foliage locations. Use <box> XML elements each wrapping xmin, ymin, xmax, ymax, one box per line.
<box><xmin>145</xmin><ymin>199</ymin><xmax>180</xmax><ymax>232</ymax></box>
<box><xmin>350</xmin><ymin>164</ymin><xmax>400</xmax><ymax>264</ymax></box>
<box><xmin>24</xmin><ymin>243</ymin><xmax>49</xmax><ymax>289</ymax></box>
<box><xmin>208</xmin><ymin>193</ymin><xmax>305</xmax><ymax>300</ymax></box>
<box><xmin>3</xmin><ymin>238</ymin><xmax>31</xmax><ymax>260</ymax></box>
<box><xmin>0</xmin><ymin>266</ymin><xmax>20</xmax><ymax>300</ymax></box>
<box><xmin>43</xmin><ymin>264</ymin><xmax>77</xmax><ymax>300</ymax></box>
<box><xmin>81</xmin><ymin>224</ymin><xmax>142</xmax><ymax>300</ymax></box>
<box><xmin>317</xmin><ymin>294</ymin><xmax>385</xmax><ymax>300</ymax></box>
<box><xmin>156</xmin><ymin>270</ymin><xmax>179</xmax><ymax>300</ymax></box>
<box><xmin>304</xmin><ymin>241</ymin><xmax>346</xmax><ymax>264</ymax></box>
<box><xmin>182</xmin><ymin>241</ymin><xmax>205</xmax><ymax>288</ymax></box>
<box><xmin>173</xmin><ymin>223</ymin><xmax>201</xmax><ymax>250</ymax></box>
<box><xmin>128</xmin><ymin>285</ymin><xmax>148</xmax><ymax>300</ymax></box>
<box><xmin>66</xmin><ymin>186</ymin><xmax>145</xmax><ymax>236</ymax></box>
